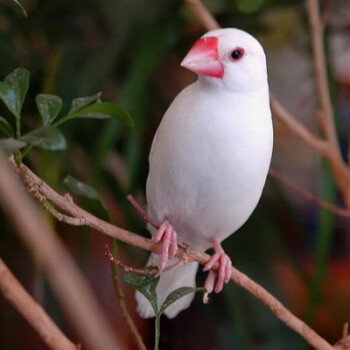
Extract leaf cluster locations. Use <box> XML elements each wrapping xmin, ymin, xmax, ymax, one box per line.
<box><xmin>0</xmin><ymin>68</ymin><xmax>133</xmax><ymax>157</ymax></box>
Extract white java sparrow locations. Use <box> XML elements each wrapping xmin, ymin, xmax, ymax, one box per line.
<box><xmin>136</xmin><ymin>28</ymin><xmax>273</xmax><ymax>318</ymax></box>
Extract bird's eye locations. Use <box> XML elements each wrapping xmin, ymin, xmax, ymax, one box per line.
<box><xmin>229</xmin><ymin>48</ymin><xmax>245</xmax><ymax>61</ymax></box>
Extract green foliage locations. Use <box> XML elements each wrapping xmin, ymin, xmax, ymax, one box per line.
<box><xmin>20</xmin><ymin>127</ymin><xmax>66</xmax><ymax>151</ymax></box>
<box><xmin>63</xmin><ymin>175</ymin><xmax>112</xmax><ymax>222</ymax></box>
<box><xmin>9</xmin><ymin>0</ymin><xmax>27</xmax><ymax>17</ymax></box>
<box><xmin>123</xmin><ymin>270</ymin><xmax>206</xmax><ymax>350</ymax></box>
<box><xmin>0</xmin><ymin>68</ymin><xmax>29</xmax><ymax>119</ymax></box>
<box><xmin>123</xmin><ymin>271</ymin><xmax>160</xmax><ymax>316</ymax></box>
<box><xmin>36</xmin><ymin>94</ymin><xmax>63</xmax><ymax>126</ymax></box>
<box><xmin>55</xmin><ymin>101</ymin><xmax>133</xmax><ymax>128</ymax></box>
<box><xmin>0</xmin><ymin>138</ymin><xmax>26</xmax><ymax>154</ymax></box>
<box><xmin>0</xmin><ymin>67</ymin><xmax>133</xmax><ymax>157</ymax></box>
<box><xmin>0</xmin><ymin>116</ymin><xmax>14</xmax><ymax>137</ymax></box>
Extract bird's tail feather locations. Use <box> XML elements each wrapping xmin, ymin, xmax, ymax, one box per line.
<box><xmin>135</xmin><ymin>255</ymin><xmax>199</xmax><ymax>318</ymax></box>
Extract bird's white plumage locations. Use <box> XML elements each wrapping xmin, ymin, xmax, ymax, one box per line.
<box><xmin>136</xmin><ymin>28</ymin><xmax>273</xmax><ymax>318</ymax></box>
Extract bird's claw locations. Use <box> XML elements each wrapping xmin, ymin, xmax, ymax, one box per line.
<box><xmin>154</xmin><ymin>220</ymin><xmax>178</xmax><ymax>273</ymax></box>
<box><xmin>203</xmin><ymin>240</ymin><xmax>232</xmax><ymax>303</ymax></box>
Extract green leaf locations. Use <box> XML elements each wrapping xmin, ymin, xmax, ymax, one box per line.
<box><xmin>20</xmin><ymin>126</ymin><xmax>66</xmax><ymax>150</ymax></box>
<box><xmin>68</xmin><ymin>92</ymin><xmax>102</xmax><ymax>114</ymax></box>
<box><xmin>63</xmin><ymin>175</ymin><xmax>112</xmax><ymax>222</ymax></box>
<box><xmin>63</xmin><ymin>175</ymin><xmax>102</xmax><ymax>200</ymax></box>
<box><xmin>0</xmin><ymin>68</ymin><xmax>29</xmax><ymax>118</ymax></box>
<box><xmin>10</xmin><ymin>0</ymin><xmax>27</xmax><ymax>17</ymax></box>
<box><xmin>35</xmin><ymin>94</ymin><xmax>63</xmax><ymax>126</ymax></box>
<box><xmin>0</xmin><ymin>117</ymin><xmax>14</xmax><ymax>137</ymax></box>
<box><xmin>55</xmin><ymin>102</ymin><xmax>134</xmax><ymax>127</ymax></box>
<box><xmin>0</xmin><ymin>138</ymin><xmax>26</xmax><ymax>154</ymax></box>
<box><xmin>159</xmin><ymin>287</ymin><xmax>207</xmax><ymax>316</ymax></box>
<box><xmin>123</xmin><ymin>271</ymin><xmax>160</xmax><ymax>315</ymax></box>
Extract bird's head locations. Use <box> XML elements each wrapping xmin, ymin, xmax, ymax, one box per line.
<box><xmin>181</xmin><ymin>28</ymin><xmax>268</xmax><ymax>93</ymax></box>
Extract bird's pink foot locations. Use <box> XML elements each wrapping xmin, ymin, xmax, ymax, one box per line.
<box><xmin>153</xmin><ymin>220</ymin><xmax>178</xmax><ymax>273</ymax></box>
<box><xmin>202</xmin><ymin>240</ymin><xmax>232</xmax><ymax>303</ymax></box>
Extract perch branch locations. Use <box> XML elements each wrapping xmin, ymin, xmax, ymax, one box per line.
<box><xmin>8</xmin><ymin>157</ymin><xmax>338</xmax><ymax>350</ymax></box>
<box><xmin>0</xmin><ymin>258</ymin><xmax>79</xmax><ymax>350</ymax></box>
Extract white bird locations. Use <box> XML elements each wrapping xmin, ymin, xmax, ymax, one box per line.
<box><xmin>136</xmin><ymin>28</ymin><xmax>273</xmax><ymax>318</ymax></box>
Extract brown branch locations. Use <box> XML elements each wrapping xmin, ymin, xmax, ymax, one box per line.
<box><xmin>106</xmin><ymin>244</ymin><xmax>158</xmax><ymax>275</ymax></box>
<box><xmin>8</xmin><ymin>157</ymin><xmax>338</xmax><ymax>349</ymax></box>
<box><xmin>127</xmin><ymin>194</ymin><xmax>158</xmax><ymax>229</ymax></box>
<box><xmin>106</xmin><ymin>244</ymin><xmax>192</xmax><ymax>275</ymax></box>
<box><xmin>0</xmin><ymin>153</ymin><xmax>126</xmax><ymax>350</ymax></box>
<box><xmin>270</xmin><ymin>95</ymin><xmax>329</xmax><ymax>156</ymax></box>
<box><xmin>183</xmin><ymin>0</ymin><xmax>220</xmax><ymax>31</ymax></box>
<box><xmin>334</xmin><ymin>323</ymin><xmax>350</xmax><ymax>350</ymax></box>
<box><xmin>306</xmin><ymin>0</ymin><xmax>350</xmax><ymax>207</ymax></box>
<box><xmin>269</xmin><ymin>168</ymin><xmax>350</xmax><ymax>219</ymax></box>
<box><xmin>0</xmin><ymin>258</ymin><xmax>79</xmax><ymax>350</ymax></box>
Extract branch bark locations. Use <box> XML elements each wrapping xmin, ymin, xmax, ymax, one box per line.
<box><xmin>0</xmin><ymin>258</ymin><xmax>78</xmax><ymax>350</ymax></box>
<box><xmin>5</xmin><ymin>156</ymin><xmax>338</xmax><ymax>350</ymax></box>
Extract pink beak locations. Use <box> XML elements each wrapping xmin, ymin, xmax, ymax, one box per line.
<box><xmin>181</xmin><ymin>36</ymin><xmax>224</xmax><ymax>78</ymax></box>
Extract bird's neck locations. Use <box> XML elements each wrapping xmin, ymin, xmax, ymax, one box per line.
<box><xmin>195</xmin><ymin>76</ymin><xmax>269</xmax><ymax>106</ymax></box>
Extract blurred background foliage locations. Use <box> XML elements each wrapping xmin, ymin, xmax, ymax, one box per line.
<box><xmin>0</xmin><ymin>0</ymin><xmax>349</xmax><ymax>349</ymax></box>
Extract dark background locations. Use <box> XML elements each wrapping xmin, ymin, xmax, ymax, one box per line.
<box><xmin>0</xmin><ymin>0</ymin><xmax>349</xmax><ymax>349</ymax></box>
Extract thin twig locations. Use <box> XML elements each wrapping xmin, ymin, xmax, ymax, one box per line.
<box><xmin>106</xmin><ymin>244</ymin><xmax>158</xmax><ymax>275</ymax></box>
<box><xmin>105</xmin><ymin>245</ymin><xmax>147</xmax><ymax>350</ymax></box>
<box><xmin>306</xmin><ymin>0</ymin><xmax>350</xmax><ymax>207</ymax></box>
<box><xmin>106</xmin><ymin>244</ymin><xmax>192</xmax><ymax>275</ymax></box>
<box><xmin>334</xmin><ymin>323</ymin><xmax>350</xmax><ymax>350</ymax></box>
<box><xmin>9</xmin><ymin>158</ymin><xmax>338</xmax><ymax>350</ymax></box>
<box><xmin>269</xmin><ymin>168</ymin><xmax>350</xmax><ymax>219</ymax></box>
<box><xmin>127</xmin><ymin>194</ymin><xmax>158</xmax><ymax>229</ymax></box>
<box><xmin>127</xmin><ymin>194</ymin><xmax>189</xmax><ymax>251</ymax></box>
<box><xmin>270</xmin><ymin>95</ymin><xmax>328</xmax><ymax>156</ymax></box>
<box><xmin>0</xmin><ymin>258</ymin><xmax>79</xmax><ymax>350</ymax></box>
<box><xmin>183</xmin><ymin>0</ymin><xmax>220</xmax><ymax>31</ymax></box>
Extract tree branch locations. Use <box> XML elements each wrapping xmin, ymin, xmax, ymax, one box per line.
<box><xmin>7</xmin><ymin>157</ymin><xmax>339</xmax><ymax>349</ymax></box>
<box><xmin>269</xmin><ymin>168</ymin><xmax>350</xmax><ymax>219</ymax></box>
<box><xmin>270</xmin><ymin>95</ymin><xmax>329</xmax><ymax>156</ymax></box>
<box><xmin>306</xmin><ymin>0</ymin><xmax>350</xmax><ymax>207</ymax></box>
<box><xmin>183</xmin><ymin>0</ymin><xmax>220</xmax><ymax>31</ymax></box>
<box><xmin>0</xmin><ymin>258</ymin><xmax>79</xmax><ymax>350</ymax></box>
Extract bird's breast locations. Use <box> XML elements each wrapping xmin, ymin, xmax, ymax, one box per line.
<box><xmin>146</xmin><ymin>84</ymin><xmax>273</xmax><ymax>249</ymax></box>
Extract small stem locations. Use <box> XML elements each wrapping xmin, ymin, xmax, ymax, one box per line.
<box><xmin>21</xmin><ymin>144</ymin><xmax>33</xmax><ymax>158</ymax></box>
<box><xmin>15</xmin><ymin>116</ymin><xmax>21</xmax><ymax>138</ymax></box>
<box><xmin>154</xmin><ymin>315</ymin><xmax>161</xmax><ymax>350</ymax></box>
<box><xmin>107</xmin><ymin>243</ymin><xmax>147</xmax><ymax>350</ymax></box>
